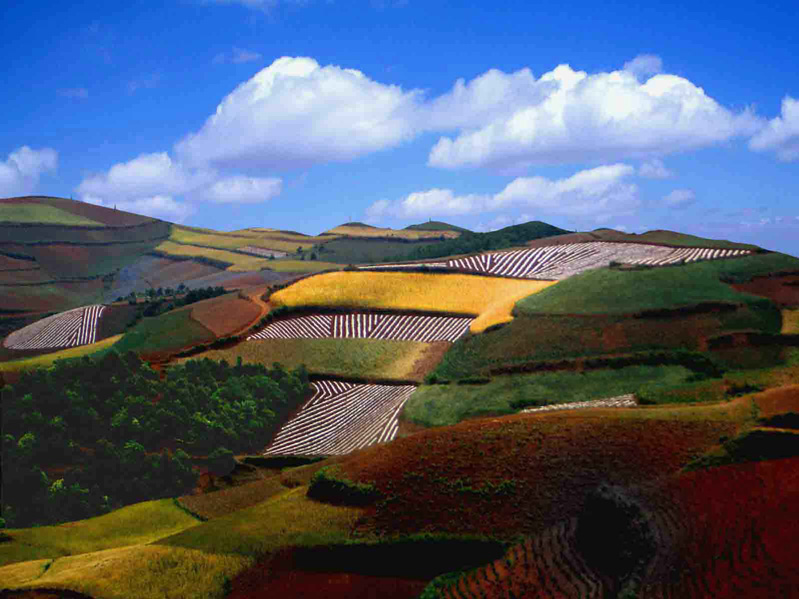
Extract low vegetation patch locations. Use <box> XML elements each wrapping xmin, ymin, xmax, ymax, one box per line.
<box><xmin>307</xmin><ymin>465</ymin><xmax>381</xmax><ymax>506</ymax></box>
<box><xmin>191</xmin><ymin>337</ymin><xmax>440</xmax><ymax>382</ymax></box>
<box><xmin>407</xmin><ymin>366</ymin><xmax>693</xmax><ymax>427</ymax></box>
<box><xmin>111</xmin><ymin>307</ymin><xmax>215</xmax><ymax>355</ymax></box>
<box><xmin>685</xmin><ymin>428</ymin><xmax>799</xmax><ymax>470</ymax></box>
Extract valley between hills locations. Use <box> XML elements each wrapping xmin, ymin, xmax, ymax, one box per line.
<box><xmin>2</xmin><ymin>195</ymin><xmax>799</xmax><ymax>599</ymax></box>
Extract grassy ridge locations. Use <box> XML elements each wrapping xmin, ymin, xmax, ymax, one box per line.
<box><xmin>0</xmin><ymin>499</ymin><xmax>200</xmax><ymax>568</ymax></box>
<box><xmin>515</xmin><ymin>253</ymin><xmax>799</xmax><ymax>316</ymax></box>
<box><xmin>324</xmin><ymin>223</ymin><xmax>459</xmax><ymax>240</ymax></box>
<box><xmin>0</xmin><ymin>203</ymin><xmax>102</xmax><ymax>225</ymax></box>
<box><xmin>405</xmin><ymin>366</ymin><xmax>693</xmax><ymax>427</ymax></box>
<box><xmin>159</xmin><ymin>486</ymin><xmax>361</xmax><ymax>557</ymax></box>
<box><xmin>0</xmin><ymin>544</ymin><xmax>251</xmax><ymax>599</ymax></box>
<box><xmin>312</xmin><ymin>237</ymin><xmax>443</xmax><ymax>264</ymax></box>
<box><xmin>113</xmin><ymin>308</ymin><xmax>215</xmax><ymax>355</ymax></box>
<box><xmin>185</xmin><ymin>337</ymin><xmax>439</xmax><ymax>382</ymax></box>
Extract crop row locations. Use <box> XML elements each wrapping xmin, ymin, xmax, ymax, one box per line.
<box><xmin>359</xmin><ymin>242</ymin><xmax>752</xmax><ymax>280</ymax></box>
<box><xmin>521</xmin><ymin>394</ymin><xmax>637</xmax><ymax>414</ymax></box>
<box><xmin>248</xmin><ymin>312</ymin><xmax>473</xmax><ymax>343</ymax></box>
<box><xmin>3</xmin><ymin>304</ymin><xmax>105</xmax><ymax>350</ymax></box>
<box><xmin>442</xmin><ymin>518</ymin><xmax>607</xmax><ymax>599</ymax></box>
<box><xmin>238</xmin><ymin>245</ymin><xmax>287</xmax><ymax>258</ymax></box>
<box><xmin>263</xmin><ymin>379</ymin><xmax>416</xmax><ymax>456</ymax></box>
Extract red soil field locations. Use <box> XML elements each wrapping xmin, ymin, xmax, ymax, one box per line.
<box><xmin>128</xmin><ymin>257</ymin><xmax>222</xmax><ymax>289</ymax></box>
<box><xmin>0</xmin><ymin>269</ymin><xmax>51</xmax><ymax>285</ymax></box>
<box><xmin>190</xmin><ymin>294</ymin><xmax>261</xmax><ymax>337</ymax></box>
<box><xmin>753</xmin><ymin>384</ymin><xmax>799</xmax><ymax>417</ymax></box>
<box><xmin>227</xmin><ymin>549</ymin><xmax>430</xmax><ymax>599</ymax></box>
<box><xmin>0</xmin><ymin>254</ymin><xmax>35</xmax><ymax>271</ymax></box>
<box><xmin>732</xmin><ymin>273</ymin><xmax>799</xmax><ymax>307</ymax></box>
<box><xmin>640</xmin><ymin>457</ymin><xmax>799</xmax><ymax>598</ymax></box>
<box><xmin>335</xmin><ymin>410</ymin><xmax>739</xmax><ymax>538</ymax></box>
<box><xmin>25</xmin><ymin>245</ymin><xmax>93</xmax><ymax>276</ymax></box>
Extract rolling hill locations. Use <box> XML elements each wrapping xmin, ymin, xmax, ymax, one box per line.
<box><xmin>2</xmin><ymin>195</ymin><xmax>799</xmax><ymax>599</ymax></box>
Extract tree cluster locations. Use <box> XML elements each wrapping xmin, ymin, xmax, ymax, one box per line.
<box><xmin>1</xmin><ymin>351</ymin><xmax>310</xmax><ymax>527</ymax></box>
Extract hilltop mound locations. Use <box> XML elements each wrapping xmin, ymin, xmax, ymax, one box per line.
<box><xmin>405</xmin><ymin>221</ymin><xmax>472</xmax><ymax>234</ymax></box>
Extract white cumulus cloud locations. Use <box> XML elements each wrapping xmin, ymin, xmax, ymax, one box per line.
<box><xmin>638</xmin><ymin>158</ymin><xmax>674</xmax><ymax>179</ymax></box>
<box><xmin>366</xmin><ymin>164</ymin><xmax>640</xmax><ymax>223</ymax></box>
<box><xmin>749</xmin><ymin>96</ymin><xmax>799</xmax><ymax>162</ymax></box>
<box><xmin>198</xmin><ymin>175</ymin><xmax>282</xmax><ymax>203</ymax></box>
<box><xmin>427</xmin><ymin>63</ymin><xmax>763</xmax><ymax>171</ymax></box>
<box><xmin>0</xmin><ymin>146</ymin><xmax>58</xmax><ymax>197</ymax></box>
<box><xmin>623</xmin><ymin>54</ymin><xmax>663</xmax><ymax>79</ymax></box>
<box><xmin>213</xmin><ymin>47</ymin><xmax>263</xmax><ymax>65</ymax></box>
<box><xmin>663</xmin><ymin>188</ymin><xmax>696</xmax><ymax>208</ymax></box>
<box><xmin>77</xmin><ymin>152</ymin><xmax>215</xmax><ymax>201</ymax></box>
<box><xmin>175</xmin><ymin>56</ymin><xmax>424</xmax><ymax>169</ymax></box>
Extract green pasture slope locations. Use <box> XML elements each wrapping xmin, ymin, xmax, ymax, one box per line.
<box><xmin>405</xmin><ymin>366</ymin><xmax>694</xmax><ymax>427</ymax></box>
<box><xmin>0</xmin><ymin>499</ymin><xmax>199</xmax><ymax>567</ymax></box>
<box><xmin>0</xmin><ymin>203</ymin><xmax>102</xmax><ymax>225</ymax></box>
<box><xmin>516</xmin><ymin>252</ymin><xmax>799</xmax><ymax>316</ymax></box>
<box><xmin>112</xmin><ymin>308</ymin><xmax>215</xmax><ymax>355</ymax></box>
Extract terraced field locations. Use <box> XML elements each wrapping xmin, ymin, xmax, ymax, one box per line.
<box><xmin>264</xmin><ymin>380</ymin><xmax>416</xmax><ymax>456</ymax></box>
<box><xmin>360</xmin><ymin>241</ymin><xmax>753</xmax><ymax>279</ymax></box>
<box><xmin>440</xmin><ymin>519</ymin><xmax>609</xmax><ymax>599</ymax></box>
<box><xmin>3</xmin><ymin>304</ymin><xmax>105</xmax><ymax>350</ymax></box>
<box><xmin>270</xmin><ymin>271</ymin><xmax>552</xmax><ymax>316</ymax></box>
<box><xmin>249</xmin><ymin>312</ymin><xmax>473</xmax><ymax>343</ymax></box>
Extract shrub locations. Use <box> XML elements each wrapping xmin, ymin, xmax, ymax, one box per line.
<box><xmin>307</xmin><ymin>465</ymin><xmax>381</xmax><ymax>506</ymax></box>
<box><xmin>207</xmin><ymin>446</ymin><xmax>236</xmax><ymax>476</ymax></box>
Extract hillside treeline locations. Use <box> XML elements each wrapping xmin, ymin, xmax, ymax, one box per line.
<box><xmin>388</xmin><ymin>221</ymin><xmax>570</xmax><ymax>262</ymax></box>
<box><xmin>1</xmin><ymin>351</ymin><xmax>310</xmax><ymax>527</ymax></box>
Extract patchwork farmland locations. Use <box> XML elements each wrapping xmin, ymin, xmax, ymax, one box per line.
<box><xmin>360</xmin><ymin>241</ymin><xmax>753</xmax><ymax>279</ymax></box>
<box><xmin>3</xmin><ymin>304</ymin><xmax>105</xmax><ymax>350</ymax></box>
<box><xmin>248</xmin><ymin>312</ymin><xmax>473</xmax><ymax>342</ymax></box>
<box><xmin>264</xmin><ymin>379</ymin><xmax>416</xmax><ymax>456</ymax></box>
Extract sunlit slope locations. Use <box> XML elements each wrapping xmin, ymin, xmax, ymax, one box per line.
<box><xmin>324</xmin><ymin>223</ymin><xmax>460</xmax><ymax>240</ymax></box>
<box><xmin>270</xmin><ymin>271</ymin><xmax>554</xmax><ymax>319</ymax></box>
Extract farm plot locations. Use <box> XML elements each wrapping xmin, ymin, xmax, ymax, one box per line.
<box><xmin>264</xmin><ymin>380</ymin><xmax>416</xmax><ymax>456</ymax></box>
<box><xmin>248</xmin><ymin>312</ymin><xmax>473</xmax><ymax>343</ymax></box>
<box><xmin>359</xmin><ymin>242</ymin><xmax>753</xmax><ymax>280</ymax></box>
<box><xmin>239</xmin><ymin>245</ymin><xmax>287</xmax><ymax>258</ymax></box>
<box><xmin>439</xmin><ymin>518</ymin><xmax>609</xmax><ymax>599</ymax></box>
<box><xmin>3</xmin><ymin>304</ymin><xmax>105</xmax><ymax>350</ymax></box>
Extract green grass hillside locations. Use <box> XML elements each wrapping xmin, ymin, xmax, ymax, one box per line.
<box><xmin>515</xmin><ymin>252</ymin><xmax>799</xmax><ymax>316</ymax></box>
<box><xmin>0</xmin><ymin>202</ymin><xmax>103</xmax><ymax>225</ymax></box>
<box><xmin>405</xmin><ymin>221</ymin><xmax>472</xmax><ymax>234</ymax></box>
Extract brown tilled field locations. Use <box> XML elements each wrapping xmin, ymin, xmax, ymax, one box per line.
<box><xmin>732</xmin><ymin>273</ymin><xmax>799</xmax><ymax>307</ymax></box>
<box><xmin>190</xmin><ymin>294</ymin><xmax>262</xmax><ymax>337</ymax></box>
<box><xmin>0</xmin><ymin>254</ymin><xmax>36</xmax><ymax>271</ymax></box>
<box><xmin>335</xmin><ymin>408</ymin><xmax>742</xmax><ymax>538</ymax></box>
<box><xmin>753</xmin><ymin>384</ymin><xmax>799</xmax><ymax>417</ymax></box>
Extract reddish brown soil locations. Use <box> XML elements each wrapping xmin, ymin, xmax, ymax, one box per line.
<box><xmin>0</xmin><ymin>269</ymin><xmax>51</xmax><ymax>284</ymax></box>
<box><xmin>732</xmin><ymin>273</ymin><xmax>799</xmax><ymax>307</ymax></box>
<box><xmin>754</xmin><ymin>385</ymin><xmax>799</xmax><ymax>417</ymax></box>
<box><xmin>227</xmin><ymin>549</ymin><xmax>430</xmax><ymax>599</ymax></box>
<box><xmin>0</xmin><ymin>254</ymin><xmax>35</xmax><ymax>271</ymax></box>
<box><xmin>27</xmin><ymin>245</ymin><xmax>93</xmax><ymax>277</ymax></box>
<box><xmin>335</xmin><ymin>410</ymin><xmax>739</xmax><ymax>538</ymax></box>
<box><xmin>222</xmin><ymin>272</ymin><xmax>282</xmax><ymax>288</ymax></box>
<box><xmin>640</xmin><ymin>458</ymin><xmax>799</xmax><ymax>598</ymax></box>
<box><xmin>133</xmin><ymin>257</ymin><xmax>222</xmax><ymax>289</ymax></box>
<box><xmin>191</xmin><ymin>295</ymin><xmax>262</xmax><ymax>337</ymax></box>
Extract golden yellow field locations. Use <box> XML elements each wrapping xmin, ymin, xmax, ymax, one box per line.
<box><xmin>324</xmin><ymin>224</ymin><xmax>459</xmax><ymax>240</ymax></box>
<box><xmin>470</xmin><ymin>282</ymin><xmax>557</xmax><ymax>333</ymax></box>
<box><xmin>0</xmin><ymin>334</ymin><xmax>122</xmax><ymax>373</ymax></box>
<box><xmin>154</xmin><ymin>240</ymin><xmax>272</xmax><ymax>271</ymax></box>
<box><xmin>170</xmin><ymin>226</ymin><xmax>256</xmax><ymax>250</ymax></box>
<box><xmin>0</xmin><ymin>544</ymin><xmax>252</xmax><ymax>599</ymax></box>
<box><xmin>270</xmin><ymin>271</ymin><xmax>553</xmax><ymax>316</ymax></box>
<box><xmin>782</xmin><ymin>309</ymin><xmax>799</xmax><ymax>334</ymax></box>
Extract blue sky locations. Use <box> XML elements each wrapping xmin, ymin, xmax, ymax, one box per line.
<box><xmin>2</xmin><ymin>0</ymin><xmax>798</xmax><ymax>255</ymax></box>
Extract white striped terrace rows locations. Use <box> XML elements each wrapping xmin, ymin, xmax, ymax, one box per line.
<box><xmin>3</xmin><ymin>305</ymin><xmax>105</xmax><ymax>350</ymax></box>
<box><xmin>248</xmin><ymin>312</ymin><xmax>473</xmax><ymax>342</ymax></box>
<box><xmin>359</xmin><ymin>242</ymin><xmax>752</xmax><ymax>280</ymax></box>
<box><xmin>264</xmin><ymin>380</ymin><xmax>416</xmax><ymax>456</ymax></box>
